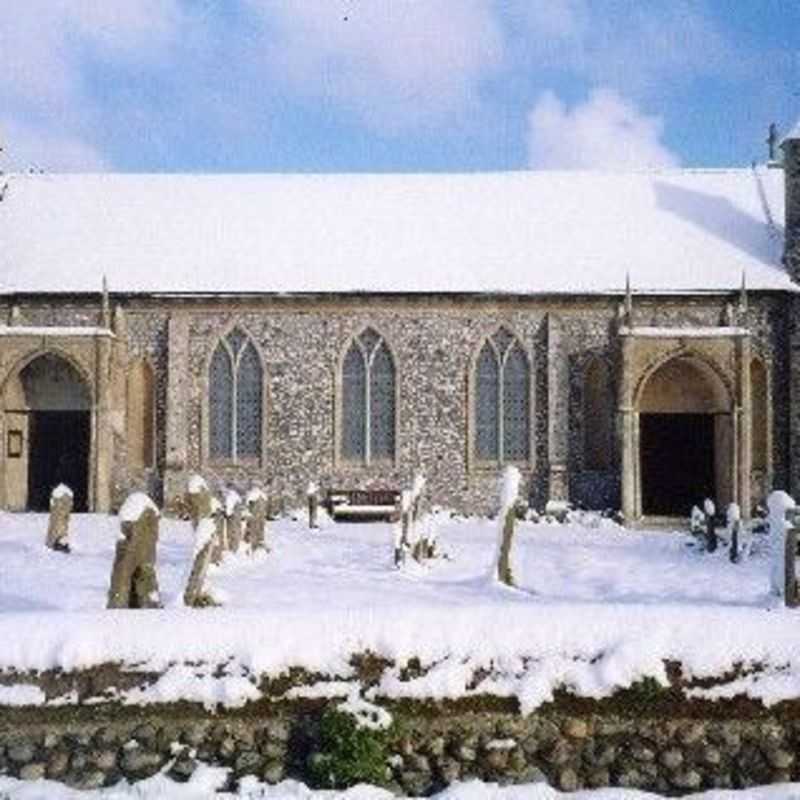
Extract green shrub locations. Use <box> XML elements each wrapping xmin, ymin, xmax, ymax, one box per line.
<box><xmin>308</xmin><ymin>708</ymin><xmax>390</xmax><ymax>789</ymax></box>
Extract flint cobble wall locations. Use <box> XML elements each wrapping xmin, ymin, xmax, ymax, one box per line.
<box><xmin>1</xmin><ymin>703</ymin><xmax>799</xmax><ymax>795</ymax></box>
<box><xmin>1</xmin><ymin>294</ymin><xmax>791</xmax><ymax>515</ymax></box>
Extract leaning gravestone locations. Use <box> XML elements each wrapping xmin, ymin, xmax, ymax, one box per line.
<box><xmin>183</xmin><ymin>518</ymin><xmax>218</xmax><ymax>607</ymax></box>
<box><xmin>107</xmin><ymin>492</ymin><xmax>161</xmax><ymax>609</ymax></box>
<box><xmin>46</xmin><ymin>484</ymin><xmax>73</xmax><ymax>553</ymax></box>
<box><xmin>245</xmin><ymin>488</ymin><xmax>269</xmax><ymax>551</ymax></box>
<box><xmin>495</xmin><ymin>466</ymin><xmax>521</xmax><ymax>587</ymax></box>
<box><xmin>186</xmin><ymin>474</ymin><xmax>213</xmax><ymax>530</ymax></box>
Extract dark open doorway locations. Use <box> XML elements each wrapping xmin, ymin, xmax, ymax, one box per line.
<box><xmin>640</xmin><ymin>413</ymin><xmax>715</xmax><ymax>516</ymax></box>
<box><xmin>28</xmin><ymin>411</ymin><xmax>90</xmax><ymax>512</ymax></box>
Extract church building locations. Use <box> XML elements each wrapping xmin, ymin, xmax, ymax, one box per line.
<box><xmin>1</xmin><ymin>126</ymin><xmax>799</xmax><ymax>521</ymax></box>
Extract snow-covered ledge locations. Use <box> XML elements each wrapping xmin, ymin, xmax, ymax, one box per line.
<box><xmin>619</xmin><ymin>326</ymin><xmax>749</xmax><ymax>338</ymax></box>
<box><xmin>0</xmin><ymin>325</ymin><xmax>114</xmax><ymax>338</ymax></box>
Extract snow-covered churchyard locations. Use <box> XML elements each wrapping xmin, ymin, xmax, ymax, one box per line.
<box><xmin>1</xmin><ymin>467</ymin><xmax>800</xmax><ymax>797</ymax></box>
<box><xmin>1</xmin><ymin>123</ymin><xmax>800</xmax><ymax>796</ymax></box>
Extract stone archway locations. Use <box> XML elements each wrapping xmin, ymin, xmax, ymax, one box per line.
<box><xmin>636</xmin><ymin>355</ymin><xmax>733</xmax><ymax>516</ymax></box>
<box><xmin>6</xmin><ymin>354</ymin><xmax>92</xmax><ymax>511</ymax></box>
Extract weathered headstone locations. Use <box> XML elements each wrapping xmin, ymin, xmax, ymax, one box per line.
<box><xmin>223</xmin><ymin>489</ymin><xmax>245</xmax><ymax>553</ymax></box>
<box><xmin>495</xmin><ymin>466</ymin><xmax>521</xmax><ymax>587</ymax></box>
<box><xmin>727</xmin><ymin>503</ymin><xmax>741</xmax><ymax>563</ymax></box>
<box><xmin>689</xmin><ymin>505</ymin><xmax>705</xmax><ymax>537</ymax></box>
<box><xmin>245</xmin><ymin>487</ymin><xmax>269</xmax><ymax>551</ymax></box>
<box><xmin>394</xmin><ymin>490</ymin><xmax>413</xmax><ymax>566</ymax></box>
<box><xmin>183</xmin><ymin>518</ymin><xmax>218</xmax><ymax>607</ymax></box>
<box><xmin>767</xmin><ymin>490</ymin><xmax>799</xmax><ymax>607</ymax></box>
<box><xmin>46</xmin><ymin>484</ymin><xmax>73</xmax><ymax>553</ymax></box>
<box><xmin>209</xmin><ymin>497</ymin><xmax>227</xmax><ymax>564</ymax></box>
<box><xmin>107</xmin><ymin>493</ymin><xmax>161</xmax><ymax>609</ymax></box>
<box><xmin>410</xmin><ymin>472</ymin><xmax>425</xmax><ymax>523</ymax></box>
<box><xmin>704</xmin><ymin>498</ymin><xmax>718</xmax><ymax>552</ymax></box>
<box><xmin>307</xmin><ymin>482</ymin><xmax>319</xmax><ymax>530</ymax></box>
<box><xmin>186</xmin><ymin>474</ymin><xmax>212</xmax><ymax>530</ymax></box>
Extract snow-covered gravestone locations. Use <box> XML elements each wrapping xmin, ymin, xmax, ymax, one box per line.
<box><xmin>307</xmin><ymin>482</ymin><xmax>319</xmax><ymax>530</ymax></box>
<box><xmin>46</xmin><ymin>484</ymin><xmax>73</xmax><ymax>553</ymax></box>
<box><xmin>223</xmin><ymin>489</ymin><xmax>244</xmax><ymax>553</ymax></box>
<box><xmin>186</xmin><ymin>474</ymin><xmax>212</xmax><ymax>530</ymax></box>
<box><xmin>689</xmin><ymin>505</ymin><xmax>705</xmax><ymax>537</ymax></box>
<box><xmin>410</xmin><ymin>472</ymin><xmax>425</xmax><ymax>523</ymax></box>
<box><xmin>767</xmin><ymin>490</ymin><xmax>799</xmax><ymax>607</ymax></box>
<box><xmin>727</xmin><ymin>503</ymin><xmax>741</xmax><ymax>563</ymax></box>
<box><xmin>107</xmin><ymin>493</ymin><xmax>161</xmax><ymax>609</ymax></box>
<box><xmin>495</xmin><ymin>466</ymin><xmax>521</xmax><ymax>587</ymax></box>
<box><xmin>209</xmin><ymin>497</ymin><xmax>227</xmax><ymax>564</ymax></box>
<box><xmin>704</xmin><ymin>498</ymin><xmax>718</xmax><ymax>552</ymax></box>
<box><xmin>394</xmin><ymin>490</ymin><xmax>413</xmax><ymax>567</ymax></box>
<box><xmin>183</xmin><ymin>518</ymin><xmax>218</xmax><ymax>607</ymax></box>
<box><xmin>245</xmin><ymin>487</ymin><xmax>269</xmax><ymax>551</ymax></box>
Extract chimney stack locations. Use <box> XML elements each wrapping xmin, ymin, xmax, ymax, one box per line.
<box><xmin>782</xmin><ymin>121</ymin><xmax>800</xmax><ymax>282</ymax></box>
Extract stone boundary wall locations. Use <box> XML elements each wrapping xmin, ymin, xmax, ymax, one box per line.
<box><xmin>1</xmin><ymin>697</ymin><xmax>799</xmax><ymax>795</ymax></box>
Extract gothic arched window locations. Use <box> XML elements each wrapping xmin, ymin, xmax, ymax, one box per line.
<box><xmin>475</xmin><ymin>328</ymin><xmax>530</xmax><ymax>462</ymax></box>
<box><xmin>341</xmin><ymin>328</ymin><xmax>396</xmax><ymax>463</ymax></box>
<box><xmin>209</xmin><ymin>328</ymin><xmax>263</xmax><ymax>461</ymax></box>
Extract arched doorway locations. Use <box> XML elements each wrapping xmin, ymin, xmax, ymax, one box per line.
<box><xmin>19</xmin><ymin>354</ymin><xmax>91</xmax><ymax>511</ymax></box>
<box><xmin>637</xmin><ymin>355</ymin><xmax>732</xmax><ymax>516</ymax></box>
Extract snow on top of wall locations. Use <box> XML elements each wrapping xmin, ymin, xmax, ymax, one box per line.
<box><xmin>0</xmin><ymin>168</ymin><xmax>792</xmax><ymax>296</ymax></box>
<box><xmin>0</xmin><ymin>326</ymin><xmax>113</xmax><ymax>337</ymax></box>
<box><xmin>118</xmin><ymin>492</ymin><xmax>159</xmax><ymax>523</ymax></box>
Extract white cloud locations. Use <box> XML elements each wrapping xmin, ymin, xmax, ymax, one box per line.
<box><xmin>0</xmin><ymin>0</ymin><xmax>183</xmax><ymax>171</ymax></box>
<box><xmin>527</xmin><ymin>89</ymin><xmax>679</xmax><ymax>170</ymax></box>
<box><xmin>246</xmin><ymin>0</ymin><xmax>504</xmax><ymax>132</ymax></box>
<box><xmin>507</xmin><ymin>0</ymin><xmax>738</xmax><ymax>98</ymax></box>
<box><xmin>1</xmin><ymin>119</ymin><xmax>108</xmax><ymax>172</ymax></box>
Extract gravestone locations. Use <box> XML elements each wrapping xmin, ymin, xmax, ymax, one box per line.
<box><xmin>767</xmin><ymin>490</ymin><xmax>799</xmax><ymax>607</ymax></box>
<box><xmin>107</xmin><ymin>493</ymin><xmax>161</xmax><ymax>609</ymax></box>
<box><xmin>209</xmin><ymin>497</ymin><xmax>227</xmax><ymax>564</ymax></box>
<box><xmin>224</xmin><ymin>489</ymin><xmax>245</xmax><ymax>553</ymax></box>
<box><xmin>46</xmin><ymin>484</ymin><xmax>73</xmax><ymax>553</ymax></box>
<box><xmin>186</xmin><ymin>474</ymin><xmax>212</xmax><ymax>530</ymax></box>
<box><xmin>496</xmin><ymin>466</ymin><xmax>521</xmax><ymax>587</ymax></box>
<box><xmin>307</xmin><ymin>482</ymin><xmax>319</xmax><ymax>530</ymax></box>
<box><xmin>727</xmin><ymin>503</ymin><xmax>741</xmax><ymax>563</ymax></box>
<box><xmin>245</xmin><ymin>488</ymin><xmax>269</xmax><ymax>551</ymax></box>
<box><xmin>704</xmin><ymin>498</ymin><xmax>718</xmax><ymax>552</ymax></box>
<box><xmin>183</xmin><ymin>518</ymin><xmax>218</xmax><ymax>607</ymax></box>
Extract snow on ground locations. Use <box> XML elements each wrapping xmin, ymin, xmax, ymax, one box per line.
<box><xmin>0</xmin><ymin>511</ymin><xmax>798</xmax><ymax>710</ymax></box>
<box><xmin>1</xmin><ymin>770</ymin><xmax>799</xmax><ymax>799</ymax></box>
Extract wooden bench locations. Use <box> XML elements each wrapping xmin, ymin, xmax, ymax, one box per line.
<box><xmin>325</xmin><ymin>489</ymin><xmax>401</xmax><ymax>522</ymax></box>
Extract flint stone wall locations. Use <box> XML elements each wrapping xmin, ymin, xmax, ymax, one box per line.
<box><xmin>1</xmin><ymin>294</ymin><xmax>790</xmax><ymax>515</ymax></box>
<box><xmin>1</xmin><ymin>702</ymin><xmax>799</xmax><ymax>795</ymax></box>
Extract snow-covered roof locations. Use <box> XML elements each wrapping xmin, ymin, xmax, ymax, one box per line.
<box><xmin>0</xmin><ymin>168</ymin><xmax>792</xmax><ymax>296</ymax></box>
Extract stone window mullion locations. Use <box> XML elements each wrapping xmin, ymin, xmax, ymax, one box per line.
<box><xmin>364</xmin><ymin>345</ymin><xmax>372</xmax><ymax>466</ymax></box>
<box><xmin>498</xmin><ymin>348</ymin><xmax>506</xmax><ymax>463</ymax></box>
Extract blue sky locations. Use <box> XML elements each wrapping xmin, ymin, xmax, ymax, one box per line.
<box><xmin>1</xmin><ymin>1</ymin><xmax>798</xmax><ymax>173</ymax></box>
